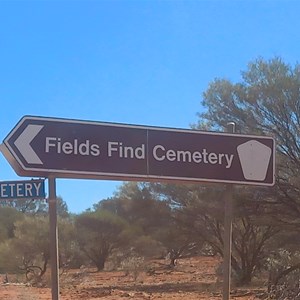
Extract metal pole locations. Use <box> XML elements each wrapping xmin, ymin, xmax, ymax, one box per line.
<box><xmin>48</xmin><ymin>176</ymin><xmax>60</xmax><ymax>300</ymax></box>
<box><xmin>223</xmin><ymin>122</ymin><xmax>235</xmax><ymax>300</ymax></box>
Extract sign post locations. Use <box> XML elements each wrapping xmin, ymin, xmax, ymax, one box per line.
<box><xmin>223</xmin><ymin>122</ymin><xmax>235</xmax><ymax>300</ymax></box>
<box><xmin>48</xmin><ymin>176</ymin><xmax>59</xmax><ymax>300</ymax></box>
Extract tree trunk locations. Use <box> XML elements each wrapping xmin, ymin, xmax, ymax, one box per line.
<box><xmin>170</xmin><ymin>256</ymin><xmax>177</xmax><ymax>267</ymax></box>
<box><xmin>96</xmin><ymin>257</ymin><xmax>106</xmax><ymax>271</ymax></box>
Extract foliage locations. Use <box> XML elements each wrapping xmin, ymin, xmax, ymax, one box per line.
<box><xmin>75</xmin><ymin>210</ymin><xmax>130</xmax><ymax>271</ymax></box>
<box><xmin>102</xmin><ymin>182</ymin><xmax>204</xmax><ymax>264</ymax></box>
<box><xmin>95</xmin><ymin>182</ymin><xmax>178</xmax><ymax>259</ymax></box>
<box><xmin>0</xmin><ymin>206</ymin><xmax>23</xmax><ymax>241</ymax></box>
<box><xmin>198</xmin><ymin>56</ymin><xmax>300</xmax><ymax>287</ymax></box>
<box><xmin>0</xmin><ymin>241</ymin><xmax>21</xmax><ymax>273</ymax></box>
<box><xmin>0</xmin><ymin>211</ymin><xmax>76</xmax><ymax>282</ymax></box>
<box><xmin>7</xmin><ymin>216</ymin><xmax>50</xmax><ymax>283</ymax></box>
<box><xmin>266</xmin><ymin>249</ymin><xmax>300</xmax><ymax>299</ymax></box>
<box><xmin>131</xmin><ymin>235</ymin><xmax>164</xmax><ymax>258</ymax></box>
<box><xmin>0</xmin><ymin>199</ymin><xmax>48</xmax><ymax>215</ymax></box>
<box><xmin>98</xmin><ymin>182</ymin><xmax>171</xmax><ymax>234</ymax></box>
<box><xmin>55</xmin><ymin>197</ymin><xmax>70</xmax><ymax>218</ymax></box>
<box><xmin>120</xmin><ymin>255</ymin><xmax>145</xmax><ymax>281</ymax></box>
<box><xmin>58</xmin><ymin>216</ymin><xmax>83</xmax><ymax>269</ymax></box>
<box><xmin>149</xmin><ymin>182</ymin><xmax>280</xmax><ymax>284</ymax></box>
<box><xmin>199</xmin><ymin>57</ymin><xmax>300</xmax><ymax>219</ymax></box>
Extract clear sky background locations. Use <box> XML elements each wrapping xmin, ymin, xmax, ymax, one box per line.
<box><xmin>0</xmin><ymin>0</ymin><xmax>299</xmax><ymax>213</ymax></box>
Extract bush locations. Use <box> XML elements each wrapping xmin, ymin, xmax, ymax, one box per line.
<box><xmin>266</xmin><ymin>249</ymin><xmax>300</xmax><ymax>299</ymax></box>
<box><xmin>120</xmin><ymin>255</ymin><xmax>145</xmax><ymax>281</ymax></box>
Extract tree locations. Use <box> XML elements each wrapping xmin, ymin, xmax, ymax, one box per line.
<box><xmin>96</xmin><ymin>182</ymin><xmax>198</xmax><ymax>263</ymax></box>
<box><xmin>0</xmin><ymin>213</ymin><xmax>77</xmax><ymax>282</ymax></box>
<box><xmin>55</xmin><ymin>197</ymin><xmax>70</xmax><ymax>218</ymax></box>
<box><xmin>147</xmin><ymin>183</ymin><xmax>205</xmax><ymax>265</ymax></box>
<box><xmin>57</xmin><ymin>216</ymin><xmax>81</xmax><ymax>269</ymax></box>
<box><xmin>8</xmin><ymin>216</ymin><xmax>50</xmax><ymax>282</ymax></box>
<box><xmin>0</xmin><ymin>199</ymin><xmax>47</xmax><ymax>215</ymax></box>
<box><xmin>149</xmin><ymin>182</ymin><xmax>280</xmax><ymax>284</ymax></box>
<box><xmin>75</xmin><ymin>210</ymin><xmax>130</xmax><ymax>271</ymax></box>
<box><xmin>113</xmin><ymin>182</ymin><xmax>173</xmax><ymax>235</ymax></box>
<box><xmin>197</xmin><ymin>56</ymin><xmax>300</xmax><ymax>285</ymax></box>
<box><xmin>0</xmin><ymin>206</ymin><xmax>23</xmax><ymax>241</ymax></box>
<box><xmin>199</xmin><ymin>57</ymin><xmax>300</xmax><ymax>219</ymax></box>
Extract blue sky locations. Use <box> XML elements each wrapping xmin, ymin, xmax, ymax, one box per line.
<box><xmin>0</xmin><ymin>0</ymin><xmax>299</xmax><ymax>213</ymax></box>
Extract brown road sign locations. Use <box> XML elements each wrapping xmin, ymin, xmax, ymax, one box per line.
<box><xmin>1</xmin><ymin>116</ymin><xmax>275</xmax><ymax>185</ymax></box>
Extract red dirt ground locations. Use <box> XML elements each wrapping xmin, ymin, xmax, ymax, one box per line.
<box><xmin>0</xmin><ymin>256</ymin><xmax>265</xmax><ymax>299</ymax></box>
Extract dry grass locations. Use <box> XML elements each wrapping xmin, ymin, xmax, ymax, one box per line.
<box><xmin>0</xmin><ymin>256</ymin><xmax>265</xmax><ymax>300</ymax></box>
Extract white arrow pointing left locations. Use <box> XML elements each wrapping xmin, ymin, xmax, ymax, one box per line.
<box><xmin>14</xmin><ymin>124</ymin><xmax>44</xmax><ymax>165</ymax></box>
